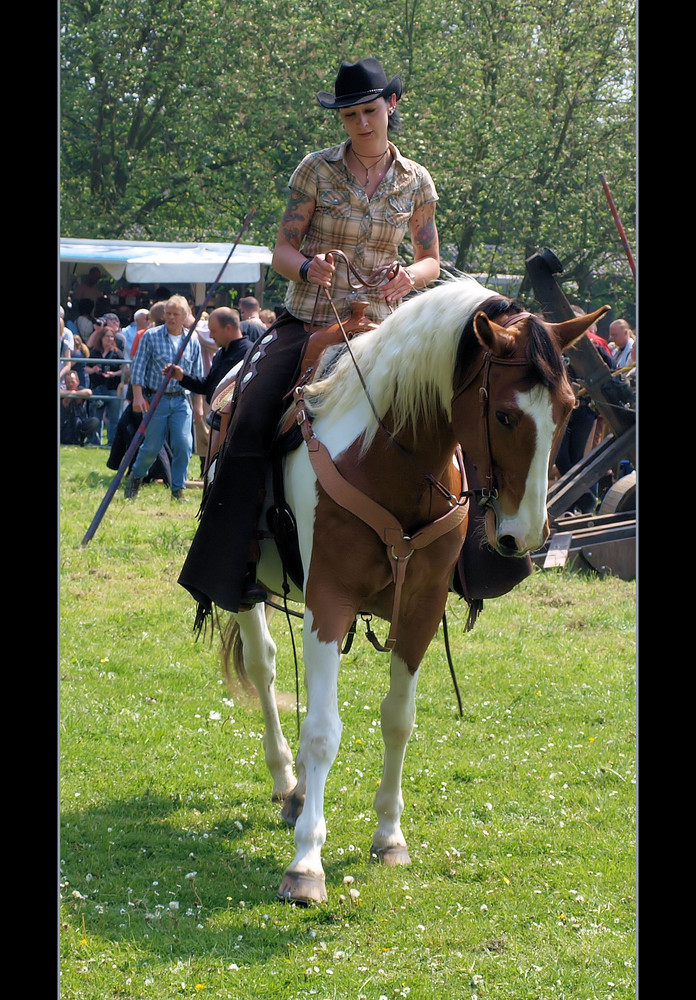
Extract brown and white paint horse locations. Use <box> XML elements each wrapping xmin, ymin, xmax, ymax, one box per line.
<box><xmin>223</xmin><ymin>275</ymin><xmax>607</xmax><ymax>904</ymax></box>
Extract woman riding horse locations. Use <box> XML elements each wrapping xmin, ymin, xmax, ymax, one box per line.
<box><xmin>179</xmin><ymin>57</ymin><xmax>442</xmax><ymax>616</ymax></box>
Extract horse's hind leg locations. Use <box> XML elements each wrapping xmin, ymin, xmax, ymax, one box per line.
<box><xmin>235</xmin><ymin>604</ymin><xmax>296</xmax><ymax>803</ymax></box>
<box><xmin>370</xmin><ymin>653</ymin><xmax>418</xmax><ymax>866</ymax></box>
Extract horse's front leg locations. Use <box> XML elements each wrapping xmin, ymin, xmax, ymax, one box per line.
<box><xmin>234</xmin><ymin>604</ymin><xmax>296</xmax><ymax>804</ymax></box>
<box><xmin>277</xmin><ymin>608</ymin><xmax>342</xmax><ymax>905</ymax></box>
<box><xmin>370</xmin><ymin>652</ymin><xmax>419</xmax><ymax>866</ymax></box>
<box><xmin>370</xmin><ymin>576</ymin><xmax>453</xmax><ymax>867</ymax></box>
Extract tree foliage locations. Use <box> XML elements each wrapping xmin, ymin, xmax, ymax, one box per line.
<box><xmin>60</xmin><ymin>0</ymin><xmax>635</xmax><ymax>315</ymax></box>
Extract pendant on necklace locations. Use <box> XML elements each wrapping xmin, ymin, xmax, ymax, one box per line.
<box><xmin>352</xmin><ymin>147</ymin><xmax>389</xmax><ymax>188</ymax></box>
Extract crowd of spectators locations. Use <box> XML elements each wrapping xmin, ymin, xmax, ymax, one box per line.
<box><xmin>59</xmin><ymin>281</ymin><xmax>278</xmax><ymax>496</ymax></box>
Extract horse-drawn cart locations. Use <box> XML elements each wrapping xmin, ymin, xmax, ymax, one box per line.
<box><xmin>525</xmin><ymin>248</ymin><xmax>636</xmax><ymax>580</ymax></box>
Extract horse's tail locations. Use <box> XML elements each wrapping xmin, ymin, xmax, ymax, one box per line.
<box><xmin>220</xmin><ymin>605</ymin><xmax>277</xmax><ymax>694</ymax></box>
<box><xmin>221</xmin><ymin>615</ymin><xmax>249</xmax><ymax>691</ymax></box>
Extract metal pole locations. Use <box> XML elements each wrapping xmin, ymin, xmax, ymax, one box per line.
<box><xmin>599</xmin><ymin>173</ymin><xmax>636</xmax><ymax>281</ymax></box>
<box><xmin>79</xmin><ymin>212</ymin><xmax>254</xmax><ymax>547</ymax></box>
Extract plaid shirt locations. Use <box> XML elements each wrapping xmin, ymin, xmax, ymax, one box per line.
<box><xmin>283</xmin><ymin>140</ymin><xmax>438</xmax><ymax>327</ymax></box>
<box><xmin>131</xmin><ymin>324</ymin><xmax>203</xmax><ymax>394</ymax></box>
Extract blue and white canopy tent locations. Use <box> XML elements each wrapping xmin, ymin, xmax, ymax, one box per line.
<box><xmin>59</xmin><ymin>237</ymin><xmax>274</xmax><ymax>305</ymax></box>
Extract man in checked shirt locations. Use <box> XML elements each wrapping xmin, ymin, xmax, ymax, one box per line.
<box><xmin>124</xmin><ymin>295</ymin><xmax>204</xmax><ymax>502</ymax></box>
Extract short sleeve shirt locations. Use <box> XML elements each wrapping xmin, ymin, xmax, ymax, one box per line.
<box><xmin>283</xmin><ymin>140</ymin><xmax>438</xmax><ymax>327</ymax></box>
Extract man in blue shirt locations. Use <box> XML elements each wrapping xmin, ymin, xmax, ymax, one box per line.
<box><xmin>124</xmin><ymin>295</ymin><xmax>204</xmax><ymax>502</ymax></box>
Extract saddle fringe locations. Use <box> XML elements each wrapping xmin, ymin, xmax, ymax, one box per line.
<box><xmin>193</xmin><ymin>601</ymin><xmax>215</xmax><ymax>639</ymax></box>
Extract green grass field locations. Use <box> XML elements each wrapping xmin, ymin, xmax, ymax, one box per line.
<box><xmin>59</xmin><ymin>445</ymin><xmax>636</xmax><ymax>1000</ymax></box>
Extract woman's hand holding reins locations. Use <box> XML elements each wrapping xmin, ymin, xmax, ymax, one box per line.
<box><xmin>379</xmin><ymin>262</ymin><xmax>416</xmax><ymax>303</ymax></box>
<box><xmin>302</xmin><ymin>251</ymin><xmax>336</xmax><ymax>288</ymax></box>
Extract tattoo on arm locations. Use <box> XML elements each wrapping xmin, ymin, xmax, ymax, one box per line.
<box><xmin>280</xmin><ymin>192</ymin><xmax>314</xmax><ymax>249</ymax></box>
<box><xmin>412</xmin><ymin>204</ymin><xmax>439</xmax><ymax>255</ymax></box>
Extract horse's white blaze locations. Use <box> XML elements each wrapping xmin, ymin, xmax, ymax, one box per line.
<box><xmin>496</xmin><ymin>386</ymin><xmax>555</xmax><ymax>552</ymax></box>
<box><xmin>285</xmin><ymin>609</ymin><xmax>342</xmax><ymax>877</ymax></box>
<box><xmin>372</xmin><ymin>654</ymin><xmax>418</xmax><ymax>852</ymax></box>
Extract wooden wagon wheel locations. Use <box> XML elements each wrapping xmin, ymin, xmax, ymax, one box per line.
<box><xmin>599</xmin><ymin>470</ymin><xmax>636</xmax><ymax>514</ymax></box>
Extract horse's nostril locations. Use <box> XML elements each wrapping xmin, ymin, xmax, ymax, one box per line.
<box><xmin>498</xmin><ymin>534</ymin><xmax>519</xmax><ymax>555</ymax></box>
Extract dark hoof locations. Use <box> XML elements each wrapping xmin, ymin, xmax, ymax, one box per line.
<box><xmin>280</xmin><ymin>791</ymin><xmax>305</xmax><ymax>827</ymax></box>
<box><xmin>277</xmin><ymin>870</ymin><xmax>327</xmax><ymax>905</ymax></box>
<box><xmin>369</xmin><ymin>844</ymin><xmax>411</xmax><ymax>866</ymax></box>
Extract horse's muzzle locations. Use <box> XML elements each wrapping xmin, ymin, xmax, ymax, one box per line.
<box><xmin>487</xmin><ymin>508</ymin><xmax>550</xmax><ymax>557</ymax></box>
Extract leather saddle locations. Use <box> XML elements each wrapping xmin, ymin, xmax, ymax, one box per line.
<box><xmin>207</xmin><ymin>298</ymin><xmax>376</xmax><ymax>462</ymax></box>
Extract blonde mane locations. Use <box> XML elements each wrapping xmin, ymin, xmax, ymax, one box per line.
<box><xmin>303</xmin><ymin>276</ymin><xmax>501</xmax><ymax>450</ymax></box>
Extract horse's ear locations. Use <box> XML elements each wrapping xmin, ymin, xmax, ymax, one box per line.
<box><xmin>547</xmin><ymin>305</ymin><xmax>611</xmax><ymax>351</ymax></box>
<box><xmin>473</xmin><ymin>311</ymin><xmax>515</xmax><ymax>356</ymax></box>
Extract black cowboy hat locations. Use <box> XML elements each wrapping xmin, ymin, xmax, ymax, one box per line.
<box><xmin>317</xmin><ymin>58</ymin><xmax>402</xmax><ymax>109</ymax></box>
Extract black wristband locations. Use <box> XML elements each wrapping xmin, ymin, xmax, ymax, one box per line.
<box><xmin>299</xmin><ymin>258</ymin><xmax>311</xmax><ymax>283</ymax></box>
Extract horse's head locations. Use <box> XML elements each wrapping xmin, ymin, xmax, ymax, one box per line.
<box><xmin>453</xmin><ymin>304</ymin><xmax>610</xmax><ymax>556</ymax></box>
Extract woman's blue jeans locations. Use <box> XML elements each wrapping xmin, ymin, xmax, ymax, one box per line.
<box><xmin>88</xmin><ymin>387</ymin><xmax>121</xmax><ymax>446</ymax></box>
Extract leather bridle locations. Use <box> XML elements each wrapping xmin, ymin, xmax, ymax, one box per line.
<box><xmin>451</xmin><ymin>311</ymin><xmax>534</xmax><ymax>509</ymax></box>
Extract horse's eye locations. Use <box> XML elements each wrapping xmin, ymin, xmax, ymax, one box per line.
<box><xmin>495</xmin><ymin>410</ymin><xmax>512</xmax><ymax>427</ymax></box>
